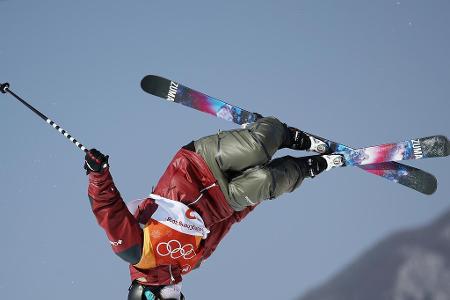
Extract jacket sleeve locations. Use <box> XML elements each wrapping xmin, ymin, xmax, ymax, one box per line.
<box><xmin>87</xmin><ymin>167</ymin><xmax>143</xmax><ymax>265</ymax></box>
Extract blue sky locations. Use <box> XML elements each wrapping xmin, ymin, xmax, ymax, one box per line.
<box><xmin>1</xmin><ymin>1</ymin><xmax>449</xmax><ymax>299</ymax></box>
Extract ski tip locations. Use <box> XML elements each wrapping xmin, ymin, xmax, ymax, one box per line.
<box><xmin>140</xmin><ymin>75</ymin><xmax>172</xmax><ymax>98</ymax></box>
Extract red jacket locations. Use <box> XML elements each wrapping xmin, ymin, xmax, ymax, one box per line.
<box><xmin>88</xmin><ymin>148</ymin><xmax>256</xmax><ymax>285</ymax></box>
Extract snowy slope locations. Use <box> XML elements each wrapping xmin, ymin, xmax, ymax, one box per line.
<box><xmin>299</xmin><ymin>209</ymin><xmax>450</xmax><ymax>300</ymax></box>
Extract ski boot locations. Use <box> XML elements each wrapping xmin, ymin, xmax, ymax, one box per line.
<box><xmin>282</xmin><ymin>126</ymin><xmax>329</xmax><ymax>154</ymax></box>
<box><xmin>297</xmin><ymin>154</ymin><xmax>344</xmax><ymax>178</ymax></box>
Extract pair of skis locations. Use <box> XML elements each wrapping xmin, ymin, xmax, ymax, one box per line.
<box><xmin>140</xmin><ymin>75</ymin><xmax>449</xmax><ymax>195</ymax></box>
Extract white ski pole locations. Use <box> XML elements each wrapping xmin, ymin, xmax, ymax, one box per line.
<box><xmin>1</xmin><ymin>82</ymin><xmax>89</xmax><ymax>153</ymax></box>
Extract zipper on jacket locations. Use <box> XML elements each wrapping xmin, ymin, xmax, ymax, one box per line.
<box><xmin>188</xmin><ymin>182</ymin><xmax>218</xmax><ymax>206</ymax></box>
<box><xmin>169</xmin><ymin>265</ymin><xmax>175</xmax><ymax>283</ymax></box>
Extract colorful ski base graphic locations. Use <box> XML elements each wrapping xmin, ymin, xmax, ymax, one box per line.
<box><xmin>141</xmin><ymin>75</ymin><xmax>439</xmax><ymax>195</ymax></box>
<box><xmin>142</xmin><ymin>75</ymin><xmax>259</xmax><ymax>125</ymax></box>
<box><xmin>337</xmin><ymin>135</ymin><xmax>448</xmax><ymax>166</ymax></box>
<box><xmin>305</xmin><ymin>134</ymin><xmax>442</xmax><ymax>194</ymax></box>
<box><xmin>286</xmin><ymin>132</ymin><xmax>446</xmax><ymax>193</ymax></box>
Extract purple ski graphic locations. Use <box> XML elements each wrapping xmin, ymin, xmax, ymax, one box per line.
<box><xmin>337</xmin><ymin>136</ymin><xmax>448</xmax><ymax>166</ymax></box>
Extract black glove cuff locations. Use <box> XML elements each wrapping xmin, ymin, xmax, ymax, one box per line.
<box><xmin>84</xmin><ymin>149</ymin><xmax>109</xmax><ymax>174</ymax></box>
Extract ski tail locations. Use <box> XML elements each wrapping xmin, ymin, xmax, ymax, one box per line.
<box><xmin>340</xmin><ymin>135</ymin><xmax>449</xmax><ymax>167</ymax></box>
<box><xmin>417</xmin><ymin>135</ymin><xmax>448</xmax><ymax>158</ymax></box>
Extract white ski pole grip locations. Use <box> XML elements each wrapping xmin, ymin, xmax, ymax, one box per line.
<box><xmin>1</xmin><ymin>82</ymin><xmax>89</xmax><ymax>153</ymax></box>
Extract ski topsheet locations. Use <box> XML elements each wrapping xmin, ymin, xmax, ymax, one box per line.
<box><xmin>141</xmin><ymin>75</ymin><xmax>440</xmax><ymax>195</ymax></box>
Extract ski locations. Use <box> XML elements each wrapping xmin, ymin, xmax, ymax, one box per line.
<box><xmin>141</xmin><ymin>75</ymin><xmax>439</xmax><ymax>195</ymax></box>
<box><xmin>336</xmin><ymin>135</ymin><xmax>448</xmax><ymax>166</ymax></box>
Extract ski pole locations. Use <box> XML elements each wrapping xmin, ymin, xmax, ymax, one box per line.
<box><xmin>0</xmin><ymin>82</ymin><xmax>89</xmax><ymax>153</ymax></box>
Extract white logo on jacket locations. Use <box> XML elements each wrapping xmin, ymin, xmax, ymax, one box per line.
<box><xmin>156</xmin><ymin>239</ymin><xmax>196</xmax><ymax>260</ymax></box>
<box><xmin>150</xmin><ymin>194</ymin><xmax>210</xmax><ymax>239</ymax></box>
<box><xmin>126</xmin><ymin>194</ymin><xmax>210</xmax><ymax>239</ymax></box>
<box><xmin>109</xmin><ymin>239</ymin><xmax>123</xmax><ymax>247</ymax></box>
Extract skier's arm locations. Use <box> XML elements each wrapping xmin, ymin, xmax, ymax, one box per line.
<box><xmin>86</xmin><ymin>149</ymin><xmax>143</xmax><ymax>265</ymax></box>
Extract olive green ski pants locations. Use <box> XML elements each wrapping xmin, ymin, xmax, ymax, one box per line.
<box><xmin>194</xmin><ymin>117</ymin><xmax>307</xmax><ymax>211</ymax></box>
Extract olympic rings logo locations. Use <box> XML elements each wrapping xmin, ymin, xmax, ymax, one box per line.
<box><xmin>156</xmin><ymin>240</ymin><xmax>196</xmax><ymax>260</ymax></box>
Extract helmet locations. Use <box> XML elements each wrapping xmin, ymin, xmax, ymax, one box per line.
<box><xmin>128</xmin><ymin>281</ymin><xmax>185</xmax><ymax>300</ymax></box>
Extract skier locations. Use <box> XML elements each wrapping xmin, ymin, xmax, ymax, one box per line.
<box><xmin>85</xmin><ymin>116</ymin><xmax>343</xmax><ymax>300</ymax></box>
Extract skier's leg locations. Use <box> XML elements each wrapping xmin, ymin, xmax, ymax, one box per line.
<box><xmin>192</xmin><ymin>116</ymin><xmax>339</xmax><ymax>210</ymax></box>
<box><xmin>193</xmin><ymin>116</ymin><xmax>287</xmax><ymax>206</ymax></box>
<box><xmin>226</xmin><ymin>155</ymin><xmax>342</xmax><ymax>210</ymax></box>
<box><xmin>194</xmin><ymin>116</ymin><xmax>287</xmax><ymax>174</ymax></box>
<box><xmin>226</xmin><ymin>156</ymin><xmax>306</xmax><ymax>210</ymax></box>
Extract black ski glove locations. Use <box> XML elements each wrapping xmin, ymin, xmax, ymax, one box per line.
<box><xmin>84</xmin><ymin>149</ymin><xmax>109</xmax><ymax>175</ymax></box>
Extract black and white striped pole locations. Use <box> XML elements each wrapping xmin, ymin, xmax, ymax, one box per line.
<box><xmin>1</xmin><ymin>82</ymin><xmax>89</xmax><ymax>153</ymax></box>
